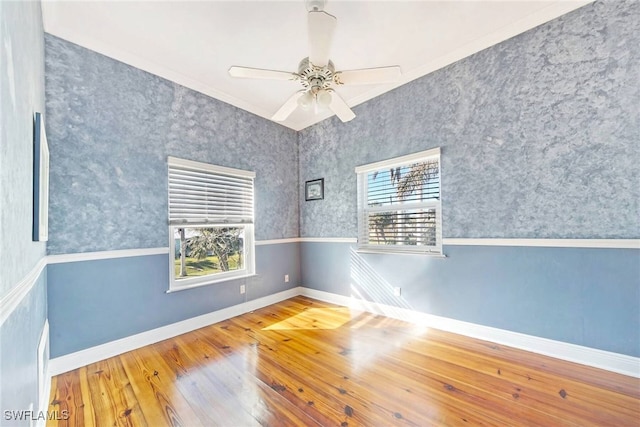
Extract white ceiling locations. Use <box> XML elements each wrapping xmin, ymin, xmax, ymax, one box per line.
<box><xmin>42</xmin><ymin>1</ymin><xmax>591</xmax><ymax>131</ymax></box>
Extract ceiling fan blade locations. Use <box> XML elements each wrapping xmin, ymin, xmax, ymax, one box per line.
<box><xmin>272</xmin><ymin>91</ymin><xmax>304</xmax><ymax>122</ymax></box>
<box><xmin>229</xmin><ymin>66</ymin><xmax>297</xmax><ymax>81</ymax></box>
<box><xmin>327</xmin><ymin>90</ymin><xmax>355</xmax><ymax>123</ymax></box>
<box><xmin>308</xmin><ymin>11</ymin><xmax>337</xmax><ymax>67</ymax></box>
<box><xmin>334</xmin><ymin>66</ymin><xmax>402</xmax><ymax>85</ymax></box>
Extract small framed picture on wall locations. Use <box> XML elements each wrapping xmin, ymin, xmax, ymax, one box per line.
<box><xmin>305</xmin><ymin>178</ymin><xmax>324</xmax><ymax>201</ymax></box>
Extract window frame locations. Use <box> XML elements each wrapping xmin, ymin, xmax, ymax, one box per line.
<box><xmin>167</xmin><ymin>157</ymin><xmax>256</xmax><ymax>292</ymax></box>
<box><xmin>355</xmin><ymin>147</ymin><xmax>443</xmax><ymax>256</ymax></box>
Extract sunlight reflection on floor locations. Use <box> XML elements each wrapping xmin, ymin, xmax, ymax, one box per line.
<box><xmin>263</xmin><ymin>307</ymin><xmax>357</xmax><ymax>330</ymax></box>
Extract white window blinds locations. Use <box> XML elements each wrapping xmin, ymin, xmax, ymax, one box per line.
<box><xmin>168</xmin><ymin>157</ymin><xmax>255</xmax><ymax>225</ymax></box>
<box><xmin>356</xmin><ymin>148</ymin><xmax>442</xmax><ymax>254</ymax></box>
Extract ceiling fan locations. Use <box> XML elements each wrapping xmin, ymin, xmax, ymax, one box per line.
<box><xmin>228</xmin><ymin>0</ymin><xmax>401</xmax><ymax>123</ymax></box>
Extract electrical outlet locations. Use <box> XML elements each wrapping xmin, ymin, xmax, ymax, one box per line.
<box><xmin>284</xmin><ymin>274</ymin><xmax>289</xmax><ymax>283</ymax></box>
<box><xmin>240</xmin><ymin>285</ymin><xmax>246</xmax><ymax>294</ymax></box>
<box><xmin>393</xmin><ymin>287</ymin><xmax>401</xmax><ymax>297</ymax></box>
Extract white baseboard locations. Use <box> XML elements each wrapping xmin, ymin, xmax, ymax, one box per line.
<box><xmin>48</xmin><ymin>286</ymin><xmax>639</xmax><ymax>379</ymax></box>
<box><xmin>48</xmin><ymin>287</ymin><xmax>302</xmax><ymax>375</ymax></box>
<box><xmin>299</xmin><ymin>288</ymin><xmax>640</xmax><ymax>378</ymax></box>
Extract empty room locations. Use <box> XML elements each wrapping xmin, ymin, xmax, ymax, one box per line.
<box><xmin>1</xmin><ymin>0</ymin><xmax>638</xmax><ymax>426</ymax></box>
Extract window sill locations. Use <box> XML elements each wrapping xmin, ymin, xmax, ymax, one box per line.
<box><xmin>166</xmin><ymin>273</ymin><xmax>258</xmax><ymax>294</ymax></box>
<box><xmin>356</xmin><ymin>249</ymin><xmax>447</xmax><ymax>258</ymax></box>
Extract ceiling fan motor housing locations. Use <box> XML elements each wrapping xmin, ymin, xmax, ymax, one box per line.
<box><xmin>298</xmin><ymin>57</ymin><xmax>334</xmax><ymax>93</ymax></box>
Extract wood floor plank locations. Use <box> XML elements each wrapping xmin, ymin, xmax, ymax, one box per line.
<box><xmin>222</xmin><ymin>314</ymin><xmax>476</xmax><ymax>426</ymax></box>
<box><xmin>250</xmin><ymin>302</ymin><xmax>536</xmax><ymax>425</ymax></box>
<box><xmin>189</xmin><ymin>326</ymin><xmax>333</xmax><ymax>426</ymax></box>
<box><xmin>47</xmin><ymin>296</ymin><xmax>640</xmax><ymax>427</ymax></box>
<box><xmin>364</xmin><ymin>336</ymin><xmax>624</xmax><ymax>424</ymax></box>
<box><xmin>293</xmin><ymin>296</ymin><xmax>640</xmax><ymax>420</ymax></box>
<box><xmin>154</xmin><ymin>336</ymin><xmax>266</xmax><ymax>426</ymax></box>
<box><xmin>424</xmin><ymin>327</ymin><xmax>640</xmax><ymax>398</ymax></box>
<box><xmin>221</xmin><ymin>318</ymin><xmax>404</xmax><ymax>425</ymax></box>
<box><xmin>225</xmin><ymin>306</ymin><xmax>560</xmax><ymax>425</ymax></box>
<box><xmin>364</xmin><ymin>325</ymin><xmax>640</xmax><ymax>419</ymax></box>
<box><xmin>290</xmin><ymin>298</ymin><xmax>640</xmax><ymax>426</ymax></box>
<box><xmin>46</xmin><ymin>375</ymin><xmax>60</xmax><ymax>427</ymax></box>
<box><xmin>173</xmin><ymin>333</ymin><xmax>305</xmax><ymax>427</ymax></box>
<box><xmin>47</xmin><ymin>370</ymin><xmax>89</xmax><ymax>427</ymax></box>
<box><xmin>84</xmin><ymin>358</ymin><xmax>142</xmax><ymax>427</ymax></box>
<box><xmin>77</xmin><ymin>367</ymin><xmax>97</xmax><ymax>427</ymax></box>
<box><xmin>119</xmin><ymin>344</ymin><xmax>206</xmax><ymax>426</ymax></box>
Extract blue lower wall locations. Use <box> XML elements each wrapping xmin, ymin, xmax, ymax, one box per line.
<box><xmin>47</xmin><ymin>243</ymin><xmax>300</xmax><ymax>357</ymax></box>
<box><xmin>301</xmin><ymin>242</ymin><xmax>640</xmax><ymax>357</ymax></box>
<box><xmin>0</xmin><ymin>270</ymin><xmax>48</xmax><ymax>424</ymax></box>
<box><xmin>47</xmin><ymin>240</ymin><xmax>639</xmax><ymax>359</ymax></box>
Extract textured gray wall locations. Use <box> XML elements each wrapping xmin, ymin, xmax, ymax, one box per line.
<box><xmin>299</xmin><ymin>0</ymin><xmax>640</xmax><ymax>239</ymax></box>
<box><xmin>45</xmin><ymin>35</ymin><xmax>299</xmax><ymax>255</ymax></box>
<box><xmin>0</xmin><ymin>0</ymin><xmax>48</xmax><ymax>421</ymax></box>
<box><xmin>0</xmin><ymin>0</ymin><xmax>47</xmax><ymax>295</ymax></box>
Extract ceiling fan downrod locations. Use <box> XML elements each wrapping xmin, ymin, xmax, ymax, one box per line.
<box><xmin>305</xmin><ymin>0</ymin><xmax>326</xmax><ymax>12</ymax></box>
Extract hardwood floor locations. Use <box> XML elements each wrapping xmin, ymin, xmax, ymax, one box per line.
<box><xmin>47</xmin><ymin>296</ymin><xmax>639</xmax><ymax>426</ymax></box>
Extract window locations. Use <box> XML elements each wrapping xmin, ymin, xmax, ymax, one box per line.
<box><xmin>168</xmin><ymin>157</ymin><xmax>255</xmax><ymax>290</ymax></box>
<box><xmin>355</xmin><ymin>147</ymin><xmax>442</xmax><ymax>255</ymax></box>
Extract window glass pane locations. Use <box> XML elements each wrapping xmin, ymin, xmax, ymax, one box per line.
<box><xmin>366</xmin><ymin>208</ymin><xmax>437</xmax><ymax>247</ymax></box>
<box><xmin>367</xmin><ymin>160</ymin><xmax>440</xmax><ymax>207</ymax></box>
<box><xmin>174</xmin><ymin>226</ymin><xmax>245</xmax><ymax>280</ymax></box>
<box><xmin>357</xmin><ymin>149</ymin><xmax>441</xmax><ymax>254</ymax></box>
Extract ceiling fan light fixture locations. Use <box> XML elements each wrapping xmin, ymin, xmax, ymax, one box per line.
<box><xmin>316</xmin><ymin>89</ymin><xmax>332</xmax><ymax>109</ymax></box>
<box><xmin>297</xmin><ymin>91</ymin><xmax>314</xmax><ymax>110</ymax></box>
